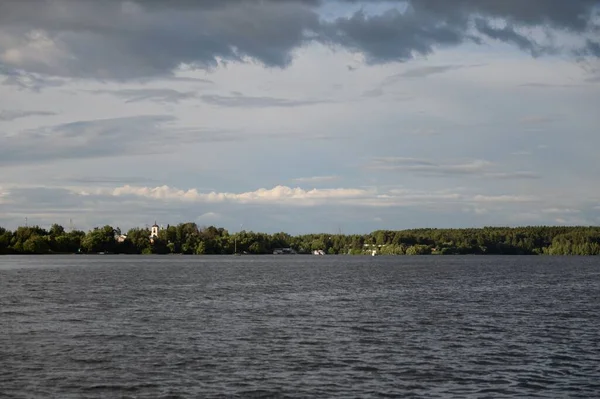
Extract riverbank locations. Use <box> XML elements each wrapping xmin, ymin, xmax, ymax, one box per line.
<box><xmin>2</xmin><ymin>224</ymin><xmax>599</xmax><ymax>256</ymax></box>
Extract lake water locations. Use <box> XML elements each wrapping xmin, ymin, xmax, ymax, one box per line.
<box><xmin>1</xmin><ymin>255</ymin><xmax>599</xmax><ymax>398</ymax></box>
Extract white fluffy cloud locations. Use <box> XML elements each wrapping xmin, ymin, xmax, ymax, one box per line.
<box><xmin>91</xmin><ymin>185</ymin><xmax>374</xmax><ymax>205</ymax></box>
<box><xmin>76</xmin><ymin>184</ymin><xmax>543</xmax><ymax>209</ymax></box>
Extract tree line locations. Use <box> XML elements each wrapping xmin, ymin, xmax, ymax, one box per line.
<box><xmin>1</xmin><ymin>223</ymin><xmax>600</xmax><ymax>255</ymax></box>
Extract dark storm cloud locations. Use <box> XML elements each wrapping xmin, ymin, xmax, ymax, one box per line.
<box><xmin>0</xmin><ymin>0</ymin><xmax>320</xmax><ymax>79</ymax></box>
<box><xmin>582</xmin><ymin>40</ymin><xmax>600</xmax><ymax>57</ymax></box>
<box><xmin>322</xmin><ymin>7</ymin><xmax>469</xmax><ymax>63</ymax></box>
<box><xmin>326</xmin><ymin>0</ymin><xmax>598</xmax><ymax>63</ymax></box>
<box><xmin>0</xmin><ymin>0</ymin><xmax>598</xmax><ymax>80</ymax></box>
<box><xmin>411</xmin><ymin>0</ymin><xmax>599</xmax><ymax>31</ymax></box>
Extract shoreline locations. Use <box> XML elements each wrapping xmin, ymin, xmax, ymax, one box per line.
<box><xmin>2</xmin><ymin>225</ymin><xmax>600</xmax><ymax>256</ymax></box>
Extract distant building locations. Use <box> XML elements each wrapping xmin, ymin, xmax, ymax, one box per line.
<box><xmin>150</xmin><ymin>222</ymin><xmax>160</xmax><ymax>243</ymax></box>
<box><xmin>116</xmin><ymin>234</ymin><xmax>127</xmax><ymax>243</ymax></box>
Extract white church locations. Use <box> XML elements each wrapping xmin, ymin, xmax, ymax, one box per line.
<box><xmin>150</xmin><ymin>222</ymin><xmax>160</xmax><ymax>243</ymax></box>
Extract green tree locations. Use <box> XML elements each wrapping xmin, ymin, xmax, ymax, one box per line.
<box><xmin>195</xmin><ymin>241</ymin><xmax>206</xmax><ymax>255</ymax></box>
<box><xmin>81</xmin><ymin>225</ymin><xmax>117</xmax><ymax>253</ymax></box>
<box><xmin>125</xmin><ymin>227</ymin><xmax>151</xmax><ymax>254</ymax></box>
<box><xmin>23</xmin><ymin>235</ymin><xmax>50</xmax><ymax>254</ymax></box>
<box><xmin>49</xmin><ymin>224</ymin><xmax>65</xmax><ymax>237</ymax></box>
<box><xmin>0</xmin><ymin>228</ymin><xmax>11</xmax><ymax>254</ymax></box>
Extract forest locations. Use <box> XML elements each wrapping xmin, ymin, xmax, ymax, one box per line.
<box><xmin>1</xmin><ymin>223</ymin><xmax>600</xmax><ymax>256</ymax></box>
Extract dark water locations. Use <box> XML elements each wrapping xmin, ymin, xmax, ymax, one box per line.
<box><xmin>1</xmin><ymin>256</ymin><xmax>599</xmax><ymax>398</ymax></box>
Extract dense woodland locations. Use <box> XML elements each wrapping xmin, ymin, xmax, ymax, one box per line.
<box><xmin>1</xmin><ymin>223</ymin><xmax>600</xmax><ymax>256</ymax></box>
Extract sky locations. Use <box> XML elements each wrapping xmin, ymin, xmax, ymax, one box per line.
<box><xmin>1</xmin><ymin>0</ymin><xmax>599</xmax><ymax>234</ymax></box>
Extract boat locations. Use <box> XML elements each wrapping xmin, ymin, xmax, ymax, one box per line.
<box><xmin>312</xmin><ymin>249</ymin><xmax>326</xmax><ymax>255</ymax></box>
<box><xmin>273</xmin><ymin>248</ymin><xmax>296</xmax><ymax>255</ymax></box>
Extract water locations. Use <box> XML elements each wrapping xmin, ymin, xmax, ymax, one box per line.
<box><xmin>1</xmin><ymin>255</ymin><xmax>599</xmax><ymax>398</ymax></box>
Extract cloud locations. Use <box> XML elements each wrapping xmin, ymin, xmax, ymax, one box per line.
<box><xmin>368</xmin><ymin>157</ymin><xmax>540</xmax><ymax>179</ymax></box>
<box><xmin>0</xmin><ymin>186</ymin><xmax>9</xmax><ymax>204</ymax></box>
<box><xmin>473</xmin><ymin>19</ymin><xmax>555</xmax><ymax>57</ymax></box>
<box><xmin>100</xmin><ymin>184</ymin><xmax>373</xmax><ymax>205</ymax></box>
<box><xmin>409</xmin><ymin>0</ymin><xmax>599</xmax><ymax>31</ymax></box>
<box><xmin>392</xmin><ymin>65</ymin><xmax>471</xmax><ymax>79</ymax></box>
<box><xmin>1</xmin><ymin>67</ymin><xmax>67</xmax><ymax>91</ymax></box>
<box><xmin>292</xmin><ymin>175</ymin><xmax>339</xmax><ymax>183</ymax></box>
<box><xmin>485</xmin><ymin>172</ymin><xmax>541</xmax><ymax>180</ymax></box>
<box><xmin>322</xmin><ymin>1</ymin><xmax>598</xmax><ymax>64</ymax></box>
<box><xmin>200</xmin><ymin>93</ymin><xmax>330</xmax><ymax>108</ymax></box>
<box><xmin>0</xmin><ymin>0</ymin><xmax>320</xmax><ymax>79</ymax></box>
<box><xmin>0</xmin><ymin>115</ymin><xmax>240</xmax><ymax>166</ymax></box>
<box><xmin>578</xmin><ymin>39</ymin><xmax>600</xmax><ymax>57</ymax></box>
<box><xmin>90</xmin><ymin>88</ymin><xmax>197</xmax><ymax>103</ymax></box>
<box><xmin>361</xmin><ymin>63</ymin><xmax>478</xmax><ymax>98</ymax></box>
<box><xmin>541</xmin><ymin>208</ymin><xmax>581</xmax><ymax>214</ymax></box>
<box><xmin>0</xmin><ymin>1</ymin><xmax>598</xmax><ymax>80</ymax></box>
<box><xmin>369</xmin><ymin>157</ymin><xmax>490</xmax><ymax>175</ymax></box>
<box><xmin>137</xmin><ymin>76</ymin><xmax>214</xmax><ymax>85</ymax></box>
<box><xmin>472</xmin><ymin>195</ymin><xmax>538</xmax><ymax>203</ymax></box>
<box><xmin>0</xmin><ymin>112</ymin><xmax>346</xmax><ymax>169</ymax></box>
<box><xmin>322</xmin><ymin>8</ymin><xmax>468</xmax><ymax>64</ymax></box>
<box><xmin>0</xmin><ymin>115</ymin><xmax>170</xmax><ymax>165</ymax></box>
<box><xmin>72</xmin><ymin>183</ymin><xmax>544</xmax><ymax>210</ymax></box>
<box><xmin>0</xmin><ymin>110</ymin><xmax>56</xmax><ymax>121</ymax></box>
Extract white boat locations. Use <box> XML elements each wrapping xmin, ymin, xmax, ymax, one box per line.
<box><xmin>312</xmin><ymin>249</ymin><xmax>326</xmax><ymax>255</ymax></box>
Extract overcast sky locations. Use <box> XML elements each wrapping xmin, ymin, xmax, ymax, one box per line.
<box><xmin>1</xmin><ymin>0</ymin><xmax>599</xmax><ymax>234</ymax></box>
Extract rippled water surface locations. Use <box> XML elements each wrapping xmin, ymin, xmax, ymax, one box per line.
<box><xmin>1</xmin><ymin>255</ymin><xmax>599</xmax><ymax>398</ymax></box>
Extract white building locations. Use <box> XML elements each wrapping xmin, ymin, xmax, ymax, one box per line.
<box><xmin>150</xmin><ymin>222</ymin><xmax>159</xmax><ymax>238</ymax></box>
